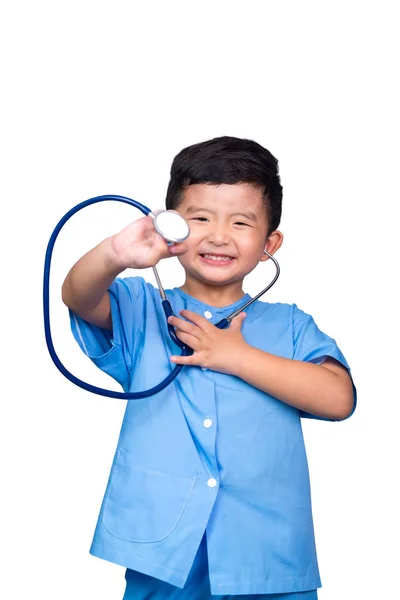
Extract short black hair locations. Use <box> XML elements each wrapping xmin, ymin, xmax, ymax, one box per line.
<box><xmin>165</xmin><ymin>136</ymin><xmax>282</xmax><ymax>237</ymax></box>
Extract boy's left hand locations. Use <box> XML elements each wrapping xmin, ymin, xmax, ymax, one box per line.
<box><xmin>168</xmin><ymin>309</ymin><xmax>248</xmax><ymax>375</ymax></box>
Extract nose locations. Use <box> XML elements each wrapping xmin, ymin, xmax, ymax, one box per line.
<box><xmin>206</xmin><ymin>222</ymin><xmax>231</xmax><ymax>246</ymax></box>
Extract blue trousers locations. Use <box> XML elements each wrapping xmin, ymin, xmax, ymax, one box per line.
<box><xmin>122</xmin><ymin>536</ymin><xmax>318</xmax><ymax>599</ymax></box>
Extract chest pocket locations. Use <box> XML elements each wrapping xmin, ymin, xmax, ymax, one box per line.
<box><xmin>102</xmin><ymin>449</ymin><xmax>198</xmax><ymax>543</ymax></box>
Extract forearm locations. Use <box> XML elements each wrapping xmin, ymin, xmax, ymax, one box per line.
<box><xmin>62</xmin><ymin>237</ymin><xmax>123</xmax><ymax>314</ymax></box>
<box><xmin>231</xmin><ymin>344</ymin><xmax>352</xmax><ymax>420</ymax></box>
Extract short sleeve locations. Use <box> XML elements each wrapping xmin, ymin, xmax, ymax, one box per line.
<box><xmin>292</xmin><ymin>304</ymin><xmax>357</xmax><ymax>421</ymax></box>
<box><xmin>69</xmin><ymin>277</ymin><xmax>145</xmax><ymax>391</ymax></box>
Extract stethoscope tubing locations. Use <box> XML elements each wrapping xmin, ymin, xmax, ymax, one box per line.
<box><xmin>43</xmin><ymin>195</ymin><xmax>192</xmax><ymax>399</ymax></box>
<box><xmin>43</xmin><ymin>194</ymin><xmax>279</xmax><ymax>399</ymax></box>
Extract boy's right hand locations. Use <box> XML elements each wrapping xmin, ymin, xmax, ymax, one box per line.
<box><xmin>62</xmin><ymin>211</ymin><xmax>189</xmax><ymax>331</ymax></box>
<box><xmin>110</xmin><ymin>212</ymin><xmax>189</xmax><ymax>270</ymax></box>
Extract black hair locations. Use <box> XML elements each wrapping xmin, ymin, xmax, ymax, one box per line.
<box><xmin>165</xmin><ymin>136</ymin><xmax>282</xmax><ymax>237</ymax></box>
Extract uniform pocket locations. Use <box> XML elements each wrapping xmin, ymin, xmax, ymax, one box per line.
<box><xmin>102</xmin><ymin>449</ymin><xmax>198</xmax><ymax>542</ymax></box>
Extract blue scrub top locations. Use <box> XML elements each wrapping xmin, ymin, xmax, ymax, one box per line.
<box><xmin>70</xmin><ymin>276</ymin><xmax>356</xmax><ymax>596</ymax></box>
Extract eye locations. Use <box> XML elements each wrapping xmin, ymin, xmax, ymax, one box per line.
<box><xmin>190</xmin><ymin>217</ymin><xmax>249</xmax><ymax>226</ymax></box>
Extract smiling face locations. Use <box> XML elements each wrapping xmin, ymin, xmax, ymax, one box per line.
<box><xmin>175</xmin><ymin>183</ymin><xmax>283</xmax><ymax>304</ymax></box>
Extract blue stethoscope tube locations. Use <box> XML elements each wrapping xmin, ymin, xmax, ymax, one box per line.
<box><xmin>44</xmin><ymin>195</ymin><xmax>280</xmax><ymax>399</ymax></box>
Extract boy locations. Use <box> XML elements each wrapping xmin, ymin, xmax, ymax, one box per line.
<box><xmin>62</xmin><ymin>136</ymin><xmax>356</xmax><ymax>599</ymax></box>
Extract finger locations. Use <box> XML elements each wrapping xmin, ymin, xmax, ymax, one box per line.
<box><xmin>170</xmin><ymin>354</ymin><xmax>195</xmax><ymax>365</ymax></box>
<box><xmin>173</xmin><ymin>331</ymin><xmax>202</xmax><ymax>350</ymax></box>
<box><xmin>168</xmin><ymin>316</ymin><xmax>203</xmax><ymax>341</ymax></box>
<box><xmin>169</xmin><ymin>242</ymin><xmax>189</xmax><ymax>255</ymax></box>
<box><xmin>151</xmin><ymin>237</ymin><xmax>187</xmax><ymax>261</ymax></box>
<box><xmin>175</xmin><ymin>327</ymin><xmax>203</xmax><ymax>350</ymax></box>
<box><xmin>178</xmin><ymin>309</ymin><xmax>212</xmax><ymax>329</ymax></box>
<box><xmin>230</xmin><ymin>312</ymin><xmax>247</xmax><ymax>329</ymax></box>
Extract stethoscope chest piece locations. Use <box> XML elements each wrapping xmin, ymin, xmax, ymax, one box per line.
<box><xmin>151</xmin><ymin>210</ymin><xmax>190</xmax><ymax>244</ymax></box>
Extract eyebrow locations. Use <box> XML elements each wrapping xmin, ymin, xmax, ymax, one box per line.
<box><xmin>185</xmin><ymin>206</ymin><xmax>258</xmax><ymax>222</ymax></box>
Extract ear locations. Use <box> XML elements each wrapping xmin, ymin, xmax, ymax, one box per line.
<box><xmin>260</xmin><ymin>230</ymin><xmax>284</xmax><ymax>262</ymax></box>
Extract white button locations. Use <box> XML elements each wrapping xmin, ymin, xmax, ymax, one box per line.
<box><xmin>204</xmin><ymin>310</ymin><xmax>213</xmax><ymax>319</ymax></box>
<box><xmin>207</xmin><ymin>478</ymin><xmax>218</xmax><ymax>488</ymax></box>
<box><xmin>201</xmin><ymin>367</ymin><xmax>208</xmax><ymax>371</ymax></box>
<box><xmin>203</xmin><ymin>418</ymin><xmax>212</xmax><ymax>428</ymax></box>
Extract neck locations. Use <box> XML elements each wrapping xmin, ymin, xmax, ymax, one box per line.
<box><xmin>179</xmin><ymin>279</ymin><xmax>246</xmax><ymax>307</ymax></box>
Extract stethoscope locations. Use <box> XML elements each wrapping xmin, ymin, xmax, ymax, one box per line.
<box><xmin>43</xmin><ymin>194</ymin><xmax>280</xmax><ymax>399</ymax></box>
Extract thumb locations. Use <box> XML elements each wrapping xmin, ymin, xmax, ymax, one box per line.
<box><xmin>169</xmin><ymin>242</ymin><xmax>189</xmax><ymax>255</ymax></box>
<box><xmin>231</xmin><ymin>312</ymin><xmax>247</xmax><ymax>329</ymax></box>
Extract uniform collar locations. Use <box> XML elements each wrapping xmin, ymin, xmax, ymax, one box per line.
<box><xmin>171</xmin><ymin>287</ymin><xmax>252</xmax><ymax>314</ymax></box>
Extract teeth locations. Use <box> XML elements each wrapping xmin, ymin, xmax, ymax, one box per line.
<box><xmin>203</xmin><ymin>254</ymin><xmax>233</xmax><ymax>261</ymax></box>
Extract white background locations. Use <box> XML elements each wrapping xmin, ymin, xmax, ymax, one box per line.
<box><xmin>1</xmin><ymin>1</ymin><xmax>399</xmax><ymax>598</ymax></box>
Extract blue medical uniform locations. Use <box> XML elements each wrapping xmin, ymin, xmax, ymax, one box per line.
<box><xmin>123</xmin><ymin>534</ymin><xmax>318</xmax><ymax>599</ymax></box>
<box><xmin>70</xmin><ymin>276</ymin><xmax>356</xmax><ymax>596</ymax></box>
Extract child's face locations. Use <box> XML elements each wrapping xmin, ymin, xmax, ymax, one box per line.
<box><xmin>175</xmin><ymin>183</ymin><xmax>281</xmax><ymax>292</ymax></box>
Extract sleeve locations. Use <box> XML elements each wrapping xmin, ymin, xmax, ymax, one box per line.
<box><xmin>292</xmin><ymin>304</ymin><xmax>357</xmax><ymax>421</ymax></box>
<box><xmin>69</xmin><ymin>277</ymin><xmax>145</xmax><ymax>391</ymax></box>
